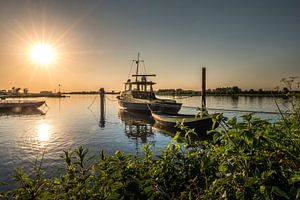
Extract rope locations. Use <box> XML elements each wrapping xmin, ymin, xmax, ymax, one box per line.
<box><xmin>181</xmin><ymin>105</ymin><xmax>288</xmax><ymax>114</ymax></box>
<box><xmin>105</xmin><ymin>95</ymin><xmax>119</xmax><ymax>102</ymax></box>
<box><xmin>142</xmin><ymin>62</ymin><xmax>147</xmax><ymax>74</ymax></box>
<box><xmin>206</xmin><ymin>107</ymin><xmax>286</xmax><ymax>114</ymax></box>
<box><xmin>127</xmin><ymin>60</ymin><xmax>134</xmax><ymax>80</ymax></box>
<box><xmin>87</xmin><ymin>95</ymin><xmax>98</xmax><ymax>108</ymax></box>
<box><xmin>88</xmin><ymin>107</ymin><xmax>99</xmax><ymax>125</ymax></box>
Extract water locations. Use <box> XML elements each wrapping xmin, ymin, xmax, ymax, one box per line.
<box><xmin>0</xmin><ymin>95</ymin><xmax>291</xmax><ymax>190</ymax></box>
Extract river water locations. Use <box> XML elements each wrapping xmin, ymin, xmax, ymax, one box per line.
<box><xmin>0</xmin><ymin>95</ymin><xmax>291</xmax><ymax>190</ymax></box>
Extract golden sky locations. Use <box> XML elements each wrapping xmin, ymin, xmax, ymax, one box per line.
<box><xmin>0</xmin><ymin>0</ymin><xmax>299</xmax><ymax>92</ymax></box>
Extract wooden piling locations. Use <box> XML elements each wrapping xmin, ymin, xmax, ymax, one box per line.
<box><xmin>99</xmin><ymin>88</ymin><xmax>105</xmax><ymax>127</ymax></box>
<box><xmin>202</xmin><ymin>67</ymin><xmax>206</xmax><ymax>112</ymax></box>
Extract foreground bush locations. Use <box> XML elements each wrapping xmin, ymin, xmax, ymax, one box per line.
<box><xmin>1</xmin><ymin>108</ymin><xmax>299</xmax><ymax>199</ymax></box>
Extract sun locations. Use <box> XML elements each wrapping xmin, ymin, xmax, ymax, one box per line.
<box><xmin>30</xmin><ymin>43</ymin><xmax>56</xmax><ymax>65</ymax></box>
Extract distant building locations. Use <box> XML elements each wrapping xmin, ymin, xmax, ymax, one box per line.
<box><xmin>40</xmin><ymin>91</ymin><xmax>53</xmax><ymax>94</ymax></box>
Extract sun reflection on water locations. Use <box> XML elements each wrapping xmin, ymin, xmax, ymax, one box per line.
<box><xmin>37</xmin><ymin>123</ymin><xmax>51</xmax><ymax>142</ymax></box>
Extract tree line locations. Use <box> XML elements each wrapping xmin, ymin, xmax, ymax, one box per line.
<box><xmin>156</xmin><ymin>86</ymin><xmax>296</xmax><ymax>96</ymax></box>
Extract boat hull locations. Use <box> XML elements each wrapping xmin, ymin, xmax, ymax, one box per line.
<box><xmin>118</xmin><ymin>100</ymin><xmax>181</xmax><ymax>114</ymax></box>
<box><xmin>151</xmin><ymin>112</ymin><xmax>217</xmax><ymax>131</ymax></box>
<box><xmin>0</xmin><ymin>100</ymin><xmax>45</xmax><ymax>111</ymax></box>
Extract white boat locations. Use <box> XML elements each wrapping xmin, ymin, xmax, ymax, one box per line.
<box><xmin>117</xmin><ymin>53</ymin><xmax>182</xmax><ymax>114</ymax></box>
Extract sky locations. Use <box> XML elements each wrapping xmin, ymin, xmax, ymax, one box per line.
<box><xmin>0</xmin><ymin>0</ymin><xmax>299</xmax><ymax>92</ymax></box>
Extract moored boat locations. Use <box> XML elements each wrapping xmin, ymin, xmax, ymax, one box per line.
<box><xmin>0</xmin><ymin>100</ymin><xmax>45</xmax><ymax>111</ymax></box>
<box><xmin>117</xmin><ymin>53</ymin><xmax>182</xmax><ymax>114</ymax></box>
<box><xmin>151</xmin><ymin>111</ymin><xmax>218</xmax><ymax>131</ymax></box>
<box><xmin>151</xmin><ymin>67</ymin><xmax>219</xmax><ymax>132</ymax></box>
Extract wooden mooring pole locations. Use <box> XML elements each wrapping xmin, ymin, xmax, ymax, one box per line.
<box><xmin>202</xmin><ymin>67</ymin><xmax>206</xmax><ymax>112</ymax></box>
<box><xmin>99</xmin><ymin>88</ymin><xmax>105</xmax><ymax>127</ymax></box>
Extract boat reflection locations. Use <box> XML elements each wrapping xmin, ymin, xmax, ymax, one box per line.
<box><xmin>118</xmin><ymin>110</ymin><xmax>155</xmax><ymax>143</ymax></box>
<box><xmin>118</xmin><ymin>110</ymin><xmax>212</xmax><ymax>143</ymax></box>
<box><xmin>0</xmin><ymin>107</ymin><xmax>46</xmax><ymax>116</ymax></box>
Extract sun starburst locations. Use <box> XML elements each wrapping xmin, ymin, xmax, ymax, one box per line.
<box><xmin>30</xmin><ymin>43</ymin><xmax>56</xmax><ymax>65</ymax></box>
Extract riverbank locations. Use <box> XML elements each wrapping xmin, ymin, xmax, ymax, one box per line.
<box><xmin>0</xmin><ymin>93</ymin><xmax>67</xmax><ymax>99</ymax></box>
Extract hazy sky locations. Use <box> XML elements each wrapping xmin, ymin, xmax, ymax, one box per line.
<box><xmin>0</xmin><ymin>0</ymin><xmax>299</xmax><ymax>92</ymax></box>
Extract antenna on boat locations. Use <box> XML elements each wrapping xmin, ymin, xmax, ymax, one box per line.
<box><xmin>133</xmin><ymin>52</ymin><xmax>144</xmax><ymax>81</ymax></box>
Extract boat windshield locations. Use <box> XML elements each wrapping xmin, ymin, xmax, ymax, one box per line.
<box><xmin>131</xmin><ymin>91</ymin><xmax>157</xmax><ymax>100</ymax></box>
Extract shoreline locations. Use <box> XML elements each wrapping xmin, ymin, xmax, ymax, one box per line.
<box><xmin>155</xmin><ymin>93</ymin><xmax>291</xmax><ymax>98</ymax></box>
<box><xmin>0</xmin><ymin>93</ymin><xmax>67</xmax><ymax>99</ymax></box>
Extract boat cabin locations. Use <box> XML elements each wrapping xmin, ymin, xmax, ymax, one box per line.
<box><xmin>124</xmin><ymin>74</ymin><xmax>157</xmax><ymax>100</ymax></box>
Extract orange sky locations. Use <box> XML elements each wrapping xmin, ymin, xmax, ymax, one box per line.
<box><xmin>0</xmin><ymin>0</ymin><xmax>299</xmax><ymax>92</ymax></box>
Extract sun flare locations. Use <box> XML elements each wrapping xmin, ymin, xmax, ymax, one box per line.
<box><xmin>37</xmin><ymin>123</ymin><xmax>51</xmax><ymax>142</ymax></box>
<box><xmin>30</xmin><ymin>44</ymin><xmax>56</xmax><ymax>65</ymax></box>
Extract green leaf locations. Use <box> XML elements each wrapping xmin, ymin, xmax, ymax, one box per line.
<box><xmin>227</xmin><ymin>117</ymin><xmax>237</xmax><ymax>126</ymax></box>
<box><xmin>245</xmin><ymin>177</ymin><xmax>258</xmax><ymax>186</ymax></box>
<box><xmin>261</xmin><ymin>170</ymin><xmax>274</xmax><ymax>179</ymax></box>
<box><xmin>244</xmin><ymin>131</ymin><xmax>254</xmax><ymax>145</ymax></box>
<box><xmin>0</xmin><ymin>181</ymin><xmax>6</xmax><ymax>186</ymax></box>
<box><xmin>213</xmin><ymin>132</ymin><xmax>220</xmax><ymax>144</ymax></box>
<box><xmin>143</xmin><ymin>186</ymin><xmax>152</xmax><ymax>194</ymax></box>
<box><xmin>115</xmin><ymin>150</ymin><xmax>122</xmax><ymax>157</ymax></box>
<box><xmin>271</xmin><ymin>186</ymin><xmax>289</xmax><ymax>199</ymax></box>
<box><xmin>242</xmin><ymin>113</ymin><xmax>253</xmax><ymax>122</ymax></box>
<box><xmin>260</xmin><ymin>185</ymin><xmax>266</xmax><ymax>193</ymax></box>
<box><xmin>53</xmin><ymin>178</ymin><xmax>61</xmax><ymax>185</ymax></box>
<box><xmin>207</xmin><ymin>129</ymin><xmax>219</xmax><ymax>135</ymax></box>
<box><xmin>289</xmin><ymin>174</ymin><xmax>300</xmax><ymax>184</ymax></box>
<box><xmin>218</xmin><ymin>164</ymin><xmax>228</xmax><ymax>173</ymax></box>
<box><xmin>172</xmin><ymin>132</ymin><xmax>181</xmax><ymax>141</ymax></box>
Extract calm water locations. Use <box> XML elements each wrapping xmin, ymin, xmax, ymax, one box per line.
<box><xmin>0</xmin><ymin>95</ymin><xmax>291</xmax><ymax>189</ymax></box>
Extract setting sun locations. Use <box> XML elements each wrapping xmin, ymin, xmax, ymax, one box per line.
<box><xmin>30</xmin><ymin>44</ymin><xmax>56</xmax><ymax>65</ymax></box>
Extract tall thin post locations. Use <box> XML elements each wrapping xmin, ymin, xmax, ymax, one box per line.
<box><xmin>201</xmin><ymin>67</ymin><xmax>206</xmax><ymax>112</ymax></box>
<box><xmin>58</xmin><ymin>84</ymin><xmax>61</xmax><ymax>94</ymax></box>
<box><xmin>99</xmin><ymin>88</ymin><xmax>105</xmax><ymax>127</ymax></box>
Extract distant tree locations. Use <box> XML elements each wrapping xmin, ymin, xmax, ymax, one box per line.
<box><xmin>23</xmin><ymin>88</ymin><xmax>29</xmax><ymax>94</ymax></box>
<box><xmin>249</xmin><ymin>89</ymin><xmax>255</xmax><ymax>94</ymax></box>
<box><xmin>15</xmin><ymin>88</ymin><xmax>21</xmax><ymax>94</ymax></box>
<box><xmin>176</xmin><ymin>88</ymin><xmax>183</xmax><ymax>95</ymax></box>
<box><xmin>11</xmin><ymin>87</ymin><xmax>21</xmax><ymax>94</ymax></box>
<box><xmin>232</xmin><ymin>86</ymin><xmax>241</xmax><ymax>94</ymax></box>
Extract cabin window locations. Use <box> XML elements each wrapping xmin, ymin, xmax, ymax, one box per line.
<box><xmin>131</xmin><ymin>84</ymin><xmax>139</xmax><ymax>91</ymax></box>
<box><xmin>125</xmin><ymin>84</ymin><xmax>132</xmax><ymax>91</ymax></box>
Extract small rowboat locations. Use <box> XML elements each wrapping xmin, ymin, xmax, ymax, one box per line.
<box><xmin>0</xmin><ymin>100</ymin><xmax>45</xmax><ymax>111</ymax></box>
<box><xmin>151</xmin><ymin>111</ymin><xmax>217</xmax><ymax>131</ymax></box>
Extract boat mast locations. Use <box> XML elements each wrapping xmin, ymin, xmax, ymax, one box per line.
<box><xmin>134</xmin><ymin>53</ymin><xmax>139</xmax><ymax>82</ymax></box>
